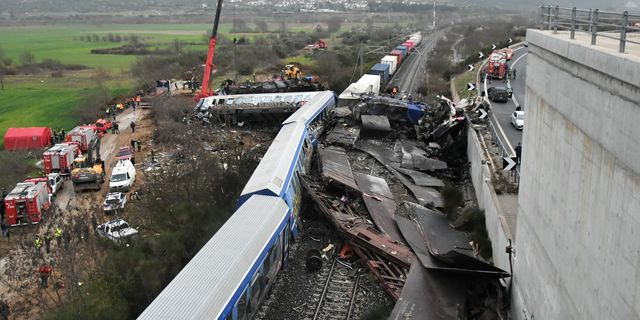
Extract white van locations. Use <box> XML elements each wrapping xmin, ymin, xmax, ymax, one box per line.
<box><xmin>109</xmin><ymin>160</ymin><xmax>136</xmax><ymax>192</ymax></box>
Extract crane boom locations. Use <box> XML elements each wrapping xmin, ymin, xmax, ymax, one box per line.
<box><xmin>196</xmin><ymin>0</ymin><xmax>224</xmax><ymax>101</ymax></box>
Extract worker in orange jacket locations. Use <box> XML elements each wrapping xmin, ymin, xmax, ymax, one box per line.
<box><xmin>38</xmin><ymin>265</ymin><xmax>52</xmax><ymax>288</ymax></box>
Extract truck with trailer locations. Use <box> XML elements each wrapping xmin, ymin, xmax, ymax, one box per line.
<box><xmin>3</xmin><ymin>181</ymin><xmax>50</xmax><ymax>226</ymax></box>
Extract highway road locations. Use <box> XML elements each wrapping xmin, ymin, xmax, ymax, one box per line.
<box><xmin>483</xmin><ymin>46</ymin><xmax>528</xmax><ymax>151</ymax></box>
<box><xmin>390</xmin><ymin>30</ymin><xmax>443</xmax><ymax>96</ymax></box>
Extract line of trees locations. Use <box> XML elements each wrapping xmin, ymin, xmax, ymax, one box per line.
<box><xmin>75</xmin><ymin>34</ymin><xmax>141</xmax><ymax>44</ymax></box>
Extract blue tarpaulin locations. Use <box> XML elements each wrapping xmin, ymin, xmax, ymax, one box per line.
<box><xmin>406</xmin><ymin>104</ymin><xmax>425</xmax><ymax>124</ymax></box>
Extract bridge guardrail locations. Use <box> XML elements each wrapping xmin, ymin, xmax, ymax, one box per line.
<box><xmin>538</xmin><ymin>5</ymin><xmax>640</xmax><ymax>53</ymax></box>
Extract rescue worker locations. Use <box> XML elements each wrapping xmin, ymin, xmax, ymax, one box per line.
<box><xmin>54</xmin><ymin>227</ymin><xmax>62</xmax><ymax>246</ymax></box>
<box><xmin>113</xmin><ymin>122</ymin><xmax>120</xmax><ymax>134</ymax></box>
<box><xmin>392</xmin><ymin>87</ymin><xmax>398</xmax><ymax>98</ymax></box>
<box><xmin>34</xmin><ymin>236</ymin><xmax>42</xmax><ymax>254</ymax></box>
<box><xmin>130</xmin><ymin>121</ymin><xmax>136</xmax><ymax>133</ymax></box>
<box><xmin>44</xmin><ymin>234</ymin><xmax>51</xmax><ymax>254</ymax></box>
<box><xmin>135</xmin><ymin>95</ymin><xmax>141</xmax><ymax>108</ymax></box>
<box><xmin>37</xmin><ymin>264</ymin><xmax>52</xmax><ymax>288</ymax></box>
<box><xmin>515</xmin><ymin>142</ymin><xmax>522</xmax><ymax>165</ymax></box>
<box><xmin>513</xmin><ymin>68</ymin><xmax>517</xmax><ymax>79</ymax></box>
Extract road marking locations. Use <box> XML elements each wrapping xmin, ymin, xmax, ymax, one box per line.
<box><xmin>509</xmin><ymin>52</ymin><xmax>528</xmax><ymax>108</ymax></box>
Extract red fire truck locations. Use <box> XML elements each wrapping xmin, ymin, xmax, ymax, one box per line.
<box><xmin>3</xmin><ymin>181</ymin><xmax>50</xmax><ymax>226</ymax></box>
<box><xmin>43</xmin><ymin>143</ymin><xmax>78</xmax><ymax>175</ymax></box>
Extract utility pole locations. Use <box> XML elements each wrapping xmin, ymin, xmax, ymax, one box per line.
<box><xmin>233</xmin><ymin>37</ymin><xmax>238</xmax><ymax>83</ymax></box>
<box><xmin>433</xmin><ymin>0</ymin><xmax>436</xmax><ymax>30</ymax></box>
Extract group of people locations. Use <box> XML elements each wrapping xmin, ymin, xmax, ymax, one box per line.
<box><xmin>50</xmin><ymin>128</ymin><xmax>66</xmax><ymax>145</ymax></box>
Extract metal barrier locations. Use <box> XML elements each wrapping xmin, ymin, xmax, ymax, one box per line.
<box><xmin>538</xmin><ymin>5</ymin><xmax>640</xmax><ymax>53</ymax></box>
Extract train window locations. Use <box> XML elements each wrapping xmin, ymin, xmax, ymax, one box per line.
<box><xmin>284</xmin><ymin>223</ymin><xmax>290</xmax><ymax>250</ymax></box>
<box><xmin>274</xmin><ymin>95</ymin><xmax>283</xmax><ymax>102</ymax></box>
<box><xmin>237</xmin><ymin>288</ymin><xmax>248</xmax><ymax>320</ymax></box>
<box><xmin>249</xmin><ymin>271</ymin><xmax>263</xmax><ymax>314</ymax></box>
<box><xmin>225</xmin><ymin>98</ymin><xmax>235</xmax><ymax>105</ymax></box>
<box><xmin>284</xmin><ymin>95</ymin><xmax>295</xmax><ymax>103</ymax></box>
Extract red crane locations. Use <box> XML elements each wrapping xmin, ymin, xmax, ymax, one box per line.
<box><xmin>195</xmin><ymin>0</ymin><xmax>224</xmax><ymax>101</ymax></box>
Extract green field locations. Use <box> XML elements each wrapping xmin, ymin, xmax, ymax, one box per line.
<box><xmin>0</xmin><ymin>21</ymin><xmax>373</xmax><ymax>146</ymax></box>
<box><xmin>0</xmin><ymin>23</ymin><xmax>217</xmax><ymax>146</ymax></box>
<box><xmin>0</xmin><ymin>24</ymin><xmax>215</xmax><ymax>71</ymax></box>
<box><xmin>0</xmin><ymin>72</ymin><xmax>131</xmax><ymax>144</ymax></box>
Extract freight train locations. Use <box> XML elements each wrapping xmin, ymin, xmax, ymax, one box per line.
<box><xmin>365</xmin><ymin>32</ymin><xmax>422</xmax><ymax>92</ymax></box>
<box><xmin>138</xmin><ymin>91</ymin><xmax>337</xmax><ymax>320</ymax></box>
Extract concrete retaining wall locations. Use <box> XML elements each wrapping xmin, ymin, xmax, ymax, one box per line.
<box><xmin>466</xmin><ymin>126</ymin><xmax>513</xmax><ymax>273</ymax></box>
<box><xmin>512</xmin><ymin>30</ymin><xmax>640</xmax><ymax>320</ymax></box>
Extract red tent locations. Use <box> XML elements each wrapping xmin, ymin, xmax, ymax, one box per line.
<box><xmin>3</xmin><ymin>127</ymin><xmax>52</xmax><ymax>151</ymax></box>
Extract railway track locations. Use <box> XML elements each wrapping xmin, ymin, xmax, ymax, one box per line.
<box><xmin>304</xmin><ymin>258</ymin><xmax>360</xmax><ymax>320</ymax></box>
<box><xmin>391</xmin><ymin>30</ymin><xmax>443</xmax><ymax>95</ymax></box>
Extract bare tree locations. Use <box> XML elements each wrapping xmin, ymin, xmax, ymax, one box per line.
<box><xmin>255</xmin><ymin>20</ymin><xmax>269</xmax><ymax>33</ymax></box>
<box><xmin>327</xmin><ymin>16</ymin><xmax>342</xmax><ymax>33</ymax></box>
<box><xmin>19</xmin><ymin>51</ymin><xmax>35</xmax><ymax>65</ymax></box>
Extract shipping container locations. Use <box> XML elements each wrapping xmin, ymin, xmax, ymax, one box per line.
<box><xmin>409</xmin><ymin>36</ymin><xmax>421</xmax><ymax>46</ymax></box>
<box><xmin>403</xmin><ymin>41</ymin><xmax>415</xmax><ymax>52</ymax></box>
<box><xmin>390</xmin><ymin>50</ymin><xmax>404</xmax><ymax>65</ymax></box>
<box><xmin>405</xmin><ymin>40</ymin><xmax>416</xmax><ymax>50</ymax></box>
<box><xmin>4</xmin><ymin>181</ymin><xmax>50</xmax><ymax>226</ymax></box>
<box><xmin>381</xmin><ymin>55</ymin><xmax>398</xmax><ymax>75</ymax></box>
<box><xmin>43</xmin><ymin>143</ymin><xmax>77</xmax><ymax>175</ymax></box>
<box><xmin>338</xmin><ymin>74</ymin><xmax>381</xmax><ymax>100</ymax></box>
<box><xmin>367</xmin><ymin>63</ymin><xmax>390</xmax><ymax>86</ymax></box>
<box><xmin>65</xmin><ymin>125</ymin><xmax>97</xmax><ymax>152</ymax></box>
<box><xmin>395</xmin><ymin>45</ymin><xmax>408</xmax><ymax>58</ymax></box>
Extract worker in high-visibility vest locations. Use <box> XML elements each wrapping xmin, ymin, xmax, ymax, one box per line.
<box><xmin>54</xmin><ymin>227</ymin><xmax>62</xmax><ymax>246</ymax></box>
<box><xmin>34</xmin><ymin>236</ymin><xmax>42</xmax><ymax>253</ymax></box>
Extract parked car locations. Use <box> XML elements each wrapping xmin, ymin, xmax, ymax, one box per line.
<box><xmin>96</xmin><ymin>218</ymin><xmax>138</xmax><ymax>245</ymax></box>
<box><xmin>103</xmin><ymin>192</ymin><xmax>127</xmax><ymax>214</ymax></box>
<box><xmin>116</xmin><ymin>146</ymin><xmax>135</xmax><ymax>164</ymax></box>
<box><xmin>109</xmin><ymin>160</ymin><xmax>136</xmax><ymax>192</ymax></box>
<box><xmin>488</xmin><ymin>86</ymin><xmax>510</xmax><ymax>103</ymax></box>
<box><xmin>95</xmin><ymin>119</ymin><xmax>112</xmax><ymax>134</ymax></box>
<box><xmin>511</xmin><ymin>110</ymin><xmax>525</xmax><ymax>130</ymax></box>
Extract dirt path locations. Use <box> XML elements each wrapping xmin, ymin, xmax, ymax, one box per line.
<box><xmin>0</xmin><ymin>106</ymin><xmax>152</xmax><ymax>320</ymax></box>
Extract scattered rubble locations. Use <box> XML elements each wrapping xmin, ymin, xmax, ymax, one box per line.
<box><xmin>260</xmin><ymin>94</ymin><xmax>509</xmax><ymax>319</ymax></box>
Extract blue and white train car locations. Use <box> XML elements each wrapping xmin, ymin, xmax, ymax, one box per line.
<box><xmin>139</xmin><ymin>90</ymin><xmax>338</xmax><ymax>320</ymax></box>
<box><xmin>237</xmin><ymin>121</ymin><xmax>307</xmax><ymax>236</ymax></box>
<box><xmin>138</xmin><ymin>195</ymin><xmax>291</xmax><ymax>320</ymax></box>
<box><xmin>238</xmin><ymin>91</ymin><xmax>336</xmax><ymax>236</ymax></box>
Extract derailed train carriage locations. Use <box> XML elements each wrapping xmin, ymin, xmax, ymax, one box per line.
<box><xmin>138</xmin><ymin>91</ymin><xmax>336</xmax><ymax>320</ymax></box>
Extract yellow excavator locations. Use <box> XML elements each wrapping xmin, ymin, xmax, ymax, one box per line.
<box><xmin>71</xmin><ymin>135</ymin><xmax>105</xmax><ymax>192</ymax></box>
<box><xmin>282</xmin><ymin>64</ymin><xmax>301</xmax><ymax>80</ymax></box>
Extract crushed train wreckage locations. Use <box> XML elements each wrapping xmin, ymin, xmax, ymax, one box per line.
<box><xmin>299</xmin><ymin>94</ymin><xmax>510</xmax><ymax>319</ymax></box>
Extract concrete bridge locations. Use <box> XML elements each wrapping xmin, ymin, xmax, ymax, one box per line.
<box><xmin>512</xmin><ymin>29</ymin><xmax>640</xmax><ymax>319</ymax></box>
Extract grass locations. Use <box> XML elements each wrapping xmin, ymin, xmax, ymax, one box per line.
<box><xmin>0</xmin><ymin>71</ymin><xmax>131</xmax><ymax>147</ymax></box>
<box><xmin>453</xmin><ymin>61</ymin><xmax>483</xmax><ymax>100</ymax></box>
<box><xmin>0</xmin><ymin>24</ymin><xmax>214</xmax><ymax>71</ymax></box>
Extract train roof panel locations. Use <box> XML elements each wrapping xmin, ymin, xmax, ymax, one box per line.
<box><xmin>282</xmin><ymin>90</ymin><xmax>335</xmax><ymax>125</ymax></box>
<box><xmin>199</xmin><ymin>91</ymin><xmax>323</xmax><ymax>110</ymax></box>
<box><xmin>240</xmin><ymin>122</ymin><xmax>306</xmax><ymax>200</ymax></box>
<box><xmin>138</xmin><ymin>195</ymin><xmax>289</xmax><ymax>320</ymax></box>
